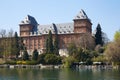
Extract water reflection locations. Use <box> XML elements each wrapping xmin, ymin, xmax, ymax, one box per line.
<box><xmin>0</xmin><ymin>68</ymin><xmax>120</xmax><ymax>80</ymax></box>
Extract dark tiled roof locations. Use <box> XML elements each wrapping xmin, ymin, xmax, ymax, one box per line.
<box><xmin>74</xmin><ymin>9</ymin><xmax>89</xmax><ymax>20</ymax></box>
<box><xmin>37</xmin><ymin>22</ymin><xmax>74</xmax><ymax>35</ymax></box>
<box><xmin>20</xmin><ymin>15</ymin><xmax>38</xmax><ymax>26</ymax></box>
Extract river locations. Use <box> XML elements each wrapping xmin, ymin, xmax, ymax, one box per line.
<box><xmin>0</xmin><ymin>68</ymin><xmax>120</xmax><ymax>80</ymax></box>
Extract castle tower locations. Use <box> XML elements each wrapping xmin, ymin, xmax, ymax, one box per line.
<box><xmin>19</xmin><ymin>15</ymin><xmax>38</xmax><ymax>37</ymax></box>
<box><xmin>73</xmin><ymin>9</ymin><xmax>92</xmax><ymax>33</ymax></box>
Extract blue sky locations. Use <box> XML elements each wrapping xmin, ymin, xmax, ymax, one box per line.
<box><xmin>0</xmin><ymin>0</ymin><xmax>120</xmax><ymax>40</ymax></box>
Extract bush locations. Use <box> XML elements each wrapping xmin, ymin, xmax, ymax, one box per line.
<box><xmin>16</xmin><ymin>61</ymin><xmax>25</xmax><ymax>64</ymax></box>
<box><xmin>44</xmin><ymin>54</ymin><xmax>61</xmax><ymax>65</ymax></box>
<box><xmin>92</xmin><ymin>55</ymin><xmax>106</xmax><ymax>63</ymax></box>
<box><xmin>25</xmin><ymin>61</ymin><xmax>38</xmax><ymax>65</ymax></box>
<box><xmin>38</xmin><ymin>53</ymin><xmax>62</xmax><ymax>65</ymax></box>
<box><xmin>5</xmin><ymin>61</ymin><xmax>16</xmax><ymax>65</ymax></box>
<box><xmin>37</xmin><ymin>53</ymin><xmax>46</xmax><ymax>64</ymax></box>
<box><xmin>16</xmin><ymin>61</ymin><xmax>38</xmax><ymax>65</ymax></box>
<box><xmin>63</xmin><ymin>56</ymin><xmax>77</xmax><ymax>68</ymax></box>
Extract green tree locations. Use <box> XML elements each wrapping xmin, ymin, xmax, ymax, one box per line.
<box><xmin>114</xmin><ymin>30</ymin><xmax>120</xmax><ymax>41</ymax></box>
<box><xmin>95</xmin><ymin>23</ymin><xmax>103</xmax><ymax>46</ymax></box>
<box><xmin>19</xmin><ymin>37</ymin><xmax>26</xmax><ymax>52</ymax></box>
<box><xmin>53</xmin><ymin>35</ymin><xmax>59</xmax><ymax>55</ymax></box>
<box><xmin>45</xmin><ymin>38</ymin><xmax>48</xmax><ymax>53</ymax></box>
<box><xmin>32</xmin><ymin>49</ymin><xmax>38</xmax><ymax>61</ymax></box>
<box><xmin>12</xmin><ymin>32</ymin><xmax>20</xmax><ymax>58</ymax></box>
<box><xmin>19</xmin><ymin>37</ymin><xmax>26</xmax><ymax>60</ymax></box>
<box><xmin>53</xmin><ymin>23</ymin><xmax>59</xmax><ymax>55</ymax></box>
<box><xmin>67</xmin><ymin>43</ymin><xmax>77</xmax><ymax>56</ymax></box>
<box><xmin>46</xmin><ymin>30</ymin><xmax>54</xmax><ymax>54</ymax></box>
<box><xmin>22</xmin><ymin>50</ymin><xmax>29</xmax><ymax>61</ymax></box>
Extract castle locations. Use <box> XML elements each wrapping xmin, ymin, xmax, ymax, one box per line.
<box><xmin>19</xmin><ymin>9</ymin><xmax>92</xmax><ymax>56</ymax></box>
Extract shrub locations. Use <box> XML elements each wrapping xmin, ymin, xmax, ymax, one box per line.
<box><xmin>37</xmin><ymin>53</ymin><xmax>46</xmax><ymax>64</ymax></box>
<box><xmin>92</xmin><ymin>55</ymin><xmax>106</xmax><ymax>62</ymax></box>
<box><xmin>38</xmin><ymin>53</ymin><xmax>62</xmax><ymax>65</ymax></box>
<box><xmin>16</xmin><ymin>61</ymin><xmax>26</xmax><ymax>64</ymax></box>
<box><xmin>5</xmin><ymin>61</ymin><xmax>16</xmax><ymax>65</ymax></box>
<box><xmin>16</xmin><ymin>61</ymin><xmax>38</xmax><ymax>65</ymax></box>
<box><xmin>63</xmin><ymin>56</ymin><xmax>77</xmax><ymax>68</ymax></box>
<box><xmin>44</xmin><ymin>54</ymin><xmax>61</xmax><ymax>65</ymax></box>
<box><xmin>25</xmin><ymin>61</ymin><xmax>38</xmax><ymax>65</ymax></box>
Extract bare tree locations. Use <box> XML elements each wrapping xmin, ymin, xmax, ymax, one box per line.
<box><xmin>0</xmin><ymin>29</ymin><xmax>14</xmax><ymax>60</ymax></box>
<box><xmin>78</xmin><ymin>33</ymin><xmax>95</xmax><ymax>50</ymax></box>
<box><xmin>8</xmin><ymin>29</ymin><xmax>14</xmax><ymax>37</ymax></box>
<box><xmin>7</xmin><ymin>29</ymin><xmax>14</xmax><ymax>57</ymax></box>
<box><xmin>102</xmin><ymin>32</ymin><xmax>109</xmax><ymax>45</ymax></box>
<box><xmin>0</xmin><ymin>29</ymin><xmax>6</xmax><ymax>38</ymax></box>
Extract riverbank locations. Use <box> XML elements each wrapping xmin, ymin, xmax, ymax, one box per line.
<box><xmin>0</xmin><ymin>64</ymin><xmax>120</xmax><ymax>69</ymax></box>
<box><xmin>0</xmin><ymin>64</ymin><xmax>62</xmax><ymax>69</ymax></box>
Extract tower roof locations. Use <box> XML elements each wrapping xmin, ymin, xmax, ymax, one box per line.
<box><xmin>19</xmin><ymin>15</ymin><xmax>38</xmax><ymax>26</ymax></box>
<box><xmin>74</xmin><ymin>9</ymin><xmax>89</xmax><ymax>20</ymax></box>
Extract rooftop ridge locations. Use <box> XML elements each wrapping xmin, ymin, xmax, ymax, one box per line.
<box><xmin>74</xmin><ymin>9</ymin><xmax>89</xmax><ymax>20</ymax></box>
<box><xmin>19</xmin><ymin>14</ymin><xmax>38</xmax><ymax>26</ymax></box>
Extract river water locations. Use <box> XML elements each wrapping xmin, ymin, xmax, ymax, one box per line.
<box><xmin>0</xmin><ymin>68</ymin><xmax>120</xmax><ymax>80</ymax></box>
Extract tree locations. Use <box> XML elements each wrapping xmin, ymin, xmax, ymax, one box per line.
<box><xmin>114</xmin><ymin>30</ymin><xmax>120</xmax><ymax>41</ymax></box>
<box><xmin>32</xmin><ymin>49</ymin><xmax>38</xmax><ymax>61</ymax></box>
<box><xmin>0</xmin><ymin>29</ymin><xmax>6</xmax><ymax>59</ymax></box>
<box><xmin>105</xmin><ymin>31</ymin><xmax>120</xmax><ymax>64</ymax></box>
<box><xmin>0</xmin><ymin>29</ymin><xmax>6</xmax><ymax>38</ymax></box>
<box><xmin>79</xmin><ymin>33</ymin><xmax>95</xmax><ymax>50</ymax></box>
<box><xmin>45</xmin><ymin>38</ymin><xmax>48</xmax><ymax>53</ymax></box>
<box><xmin>22</xmin><ymin>50</ymin><xmax>29</xmax><ymax>61</ymax></box>
<box><xmin>19</xmin><ymin>37</ymin><xmax>26</xmax><ymax>57</ymax></box>
<box><xmin>67</xmin><ymin>43</ymin><xmax>77</xmax><ymax>56</ymax></box>
<box><xmin>7</xmin><ymin>29</ymin><xmax>14</xmax><ymax>59</ymax></box>
<box><xmin>0</xmin><ymin>29</ymin><xmax>15</xmax><ymax>59</ymax></box>
<box><xmin>19</xmin><ymin>37</ymin><xmax>25</xmax><ymax>51</ymax></box>
<box><xmin>53</xmin><ymin>23</ymin><xmax>59</xmax><ymax>55</ymax></box>
<box><xmin>46</xmin><ymin>30</ymin><xmax>54</xmax><ymax>54</ymax></box>
<box><xmin>12</xmin><ymin>32</ymin><xmax>20</xmax><ymax>58</ymax></box>
<box><xmin>53</xmin><ymin>35</ymin><xmax>59</xmax><ymax>55</ymax></box>
<box><xmin>95</xmin><ymin>23</ymin><xmax>103</xmax><ymax>46</ymax></box>
<box><xmin>102</xmin><ymin>32</ymin><xmax>109</xmax><ymax>44</ymax></box>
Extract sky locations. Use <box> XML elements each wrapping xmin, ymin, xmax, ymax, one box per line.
<box><xmin>0</xmin><ymin>0</ymin><xmax>120</xmax><ymax>40</ymax></box>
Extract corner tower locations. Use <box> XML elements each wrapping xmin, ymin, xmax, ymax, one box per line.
<box><xmin>73</xmin><ymin>9</ymin><xmax>92</xmax><ymax>33</ymax></box>
<box><xmin>19</xmin><ymin>15</ymin><xmax>38</xmax><ymax>37</ymax></box>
